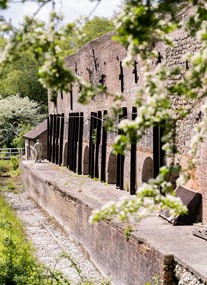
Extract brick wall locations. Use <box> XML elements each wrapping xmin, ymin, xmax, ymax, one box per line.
<box><xmin>48</xmin><ymin>32</ymin><xmax>154</xmax><ymax>190</ymax></box>
<box><xmin>48</xmin><ymin>5</ymin><xmax>207</xmax><ymax>223</ymax></box>
<box><xmin>21</xmin><ymin>161</ymin><xmax>176</xmax><ymax>285</ymax></box>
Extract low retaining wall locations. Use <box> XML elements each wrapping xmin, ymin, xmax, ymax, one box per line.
<box><xmin>20</xmin><ymin>160</ymin><xmax>205</xmax><ymax>285</ymax></box>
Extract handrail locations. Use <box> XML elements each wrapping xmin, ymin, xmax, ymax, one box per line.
<box><xmin>0</xmin><ymin>148</ymin><xmax>25</xmax><ymax>160</ymax></box>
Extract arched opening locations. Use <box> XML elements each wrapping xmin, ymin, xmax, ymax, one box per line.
<box><xmin>63</xmin><ymin>142</ymin><xmax>68</xmax><ymax>166</ymax></box>
<box><xmin>83</xmin><ymin>146</ymin><xmax>89</xmax><ymax>175</ymax></box>
<box><xmin>142</xmin><ymin>156</ymin><xmax>154</xmax><ymax>183</ymax></box>
<box><xmin>107</xmin><ymin>151</ymin><xmax>117</xmax><ymax>184</ymax></box>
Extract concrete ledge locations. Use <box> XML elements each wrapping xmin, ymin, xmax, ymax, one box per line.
<box><xmin>20</xmin><ymin>160</ymin><xmax>207</xmax><ymax>285</ymax></box>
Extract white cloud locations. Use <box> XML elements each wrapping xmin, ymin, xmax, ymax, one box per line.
<box><xmin>2</xmin><ymin>0</ymin><xmax>122</xmax><ymax>26</ymax></box>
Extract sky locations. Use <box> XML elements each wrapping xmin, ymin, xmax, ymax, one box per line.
<box><xmin>2</xmin><ymin>0</ymin><xmax>123</xmax><ymax>26</ymax></box>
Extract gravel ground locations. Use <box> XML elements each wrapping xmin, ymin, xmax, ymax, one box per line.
<box><xmin>5</xmin><ymin>190</ymin><xmax>109</xmax><ymax>285</ymax></box>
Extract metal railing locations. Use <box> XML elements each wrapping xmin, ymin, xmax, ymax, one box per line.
<box><xmin>0</xmin><ymin>148</ymin><xmax>25</xmax><ymax>160</ymax></box>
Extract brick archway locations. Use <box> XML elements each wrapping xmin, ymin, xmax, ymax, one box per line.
<box><xmin>63</xmin><ymin>142</ymin><xmax>68</xmax><ymax>166</ymax></box>
<box><xmin>83</xmin><ymin>146</ymin><xmax>89</xmax><ymax>175</ymax></box>
<box><xmin>142</xmin><ymin>156</ymin><xmax>154</xmax><ymax>183</ymax></box>
<box><xmin>107</xmin><ymin>151</ymin><xmax>117</xmax><ymax>184</ymax></box>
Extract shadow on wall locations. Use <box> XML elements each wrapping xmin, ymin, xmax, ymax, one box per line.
<box><xmin>83</xmin><ymin>146</ymin><xmax>89</xmax><ymax>175</ymax></box>
<box><xmin>142</xmin><ymin>156</ymin><xmax>154</xmax><ymax>183</ymax></box>
<box><xmin>107</xmin><ymin>151</ymin><xmax>117</xmax><ymax>184</ymax></box>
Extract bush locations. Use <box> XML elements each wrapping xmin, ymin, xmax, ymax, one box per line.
<box><xmin>0</xmin><ymin>160</ymin><xmax>11</xmax><ymax>174</ymax></box>
<box><xmin>10</xmin><ymin>156</ymin><xmax>19</xmax><ymax>171</ymax></box>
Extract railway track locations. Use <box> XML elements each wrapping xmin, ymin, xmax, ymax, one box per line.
<box><xmin>5</xmin><ymin>190</ymin><xmax>109</xmax><ymax>285</ymax></box>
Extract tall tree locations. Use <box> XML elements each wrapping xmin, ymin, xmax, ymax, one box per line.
<box><xmin>0</xmin><ymin>95</ymin><xmax>44</xmax><ymax>147</ymax></box>
<box><xmin>59</xmin><ymin>16</ymin><xmax>115</xmax><ymax>58</ymax></box>
<box><xmin>0</xmin><ymin>48</ymin><xmax>48</xmax><ymax>110</ymax></box>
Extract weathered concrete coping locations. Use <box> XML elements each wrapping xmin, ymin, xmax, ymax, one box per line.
<box><xmin>21</xmin><ymin>160</ymin><xmax>207</xmax><ymax>283</ymax></box>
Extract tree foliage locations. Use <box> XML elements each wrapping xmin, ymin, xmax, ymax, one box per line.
<box><xmin>59</xmin><ymin>16</ymin><xmax>115</xmax><ymax>58</ymax></box>
<box><xmin>0</xmin><ymin>95</ymin><xmax>44</xmax><ymax>147</ymax></box>
<box><xmin>0</xmin><ymin>48</ymin><xmax>48</xmax><ymax>107</ymax></box>
<box><xmin>0</xmin><ymin>0</ymin><xmax>207</xmax><ymax>223</ymax></box>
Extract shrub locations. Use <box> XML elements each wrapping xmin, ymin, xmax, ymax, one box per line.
<box><xmin>0</xmin><ymin>160</ymin><xmax>11</xmax><ymax>174</ymax></box>
<box><xmin>10</xmin><ymin>156</ymin><xmax>19</xmax><ymax>171</ymax></box>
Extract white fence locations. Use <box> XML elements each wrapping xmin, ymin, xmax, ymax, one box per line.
<box><xmin>0</xmin><ymin>148</ymin><xmax>25</xmax><ymax>160</ymax></box>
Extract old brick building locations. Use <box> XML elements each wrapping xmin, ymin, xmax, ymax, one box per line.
<box><xmin>47</xmin><ymin>5</ymin><xmax>207</xmax><ymax>224</ymax></box>
<box><xmin>24</xmin><ymin>119</ymin><xmax>48</xmax><ymax>160</ymax></box>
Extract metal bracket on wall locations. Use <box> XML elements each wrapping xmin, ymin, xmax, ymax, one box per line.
<box><xmin>119</xmin><ymin>61</ymin><xmax>124</xmax><ymax>93</ymax></box>
<box><xmin>132</xmin><ymin>61</ymin><xmax>139</xmax><ymax>84</ymax></box>
<box><xmin>75</xmin><ymin>61</ymin><xmax>78</xmax><ymax>74</ymax></box>
<box><xmin>92</xmin><ymin>49</ymin><xmax>98</xmax><ymax>71</ymax></box>
<box><xmin>156</xmin><ymin>52</ymin><xmax>163</xmax><ymax>65</ymax></box>
<box><xmin>99</xmin><ymin>74</ymin><xmax>106</xmax><ymax>86</ymax></box>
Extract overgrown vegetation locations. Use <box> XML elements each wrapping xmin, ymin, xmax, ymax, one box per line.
<box><xmin>0</xmin><ymin>160</ymin><xmax>11</xmax><ymax>174</ymax></box>
<box><xmin>0</xmin><ymin>167</ymin><xmax>70</xmax><ymax>284</ymax></box>
<box><xmin>0</xmin><ymin>161</ymin><xmax>111</xmax><ymax>285</ymax></box>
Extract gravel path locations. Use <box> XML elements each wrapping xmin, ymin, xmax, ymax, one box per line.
<box><xmin>5</xmin><ymin>191</ymin><xmax>109</xmax><ymax>285</ymax></box>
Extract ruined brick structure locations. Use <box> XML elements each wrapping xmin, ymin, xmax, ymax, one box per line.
<box><xmin>47</xmin><ymin>4</ymin><xmax>207</xmax><ymax>224</ymax></box>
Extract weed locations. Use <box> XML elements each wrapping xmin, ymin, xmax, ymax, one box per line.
<box><xmin>93</xmin><ymin>177</ymin><xmax>100</xmax><ymax>182</ymax></box>
<box><xmin>92</xmin><ymin>128</ymin><xmax>97</xmax><ymax>145</ymax></box>
<box><xmin>61</xmin><ymin>252</ymin><xmax>83</xmax><ymax>280</ymax></box>
<box><xmin>8</xmin><ymin>181</ymin><xmax>15</xmax><ymax>190</ymax></box>
<box><xmin>123</xmin><ymin>225</ymin><xmax>134</xmax><ymax>241</ymax></box>
<box><xmin>124</xmin><ymin>182</ymin><xmax>129</xmax><ymax>192</ymax></box>
<box><xmin>146</xmin><ymin>274</ymin><xmax>161</xmax><ymax>285</ymax></box>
